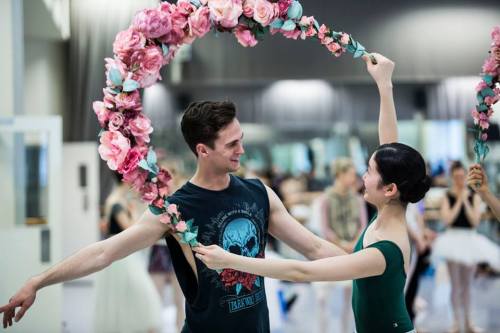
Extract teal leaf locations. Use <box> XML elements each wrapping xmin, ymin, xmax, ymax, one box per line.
<box><xmin>255</xmin><ymin>277</ymin><xmax>261</xmax><ymax>287</ymax></box>
<box><xmin>138</xmin><ymin>159</ymin><xmax>153</xmax><ymax>172</ymax></box>
<box><xmin>122</xmin><ymin>79</ymin><xmax>140</xmax><ymax>92</ymax></box>
<box><xmin>480</xmin><ymin>87</ymin><xmax>495</xmax><ymax>98</ymax></box>
<box><xmin>476</xmin><ymin>104</ymin><xmax>488</xmax><ymax>112</ymax></box>
<box><xmin>476</xmin><ymin>94</ymin><xmax>485</xmax><ymax>104</ymax></box>
<box><xmin>313</xmin><ymin>19</ymin><xmax>320</xmax><ymax>31</ymax></box>
<box><xmin>287</xmin><ymin>1</ymin><xmax>303</xmax><ymax>20</ymax></box>
<box><xmin>281</xmin><ymin>20</ymin><xmax>296</xmax><ymax>32</ymax></box>
<box><xmin>183</xmin><ymin>232</ymin><xmax>197</xmax><ymax>243</ymax></box>
<box><xmin>236</xmin><ymin>283</ymin><xmax>243</xmax><ymax>295</ymax></box>
<box><xmin>483</xmin><ymin>75</ymin><xmax>493</xmax><ymax>85</ymax></box>
<box><xmin>190</xmin><ymin>0</ymin><xmax>201</xmax><ymax>7</ymax></box>
<box><xmin>186</xmin><ymin>219</ymin><xmax>194</xmax><ymax>229</ymax></box>
<box><xmin>161</xmin><ymin>43</ymin><xmax>169</xmax><ymax>56</ymax></box>
<box><xmin>108</xmin><ymin>67</ymin><xmax>123</xmax><ymax>86</ymax></box>
<box><xmin>147</xmin><ymin>149</ymin><xmax>157</xmax><ymax>166</ymax></box>
<box><xmin>347</xmin><ymin>39</ymin><xmax>366</xmax><ymax>58</ymax></box>
<box><xmin>474</xmin><ymin>140</ymin><xmax>489</xmax><ymax>163</ymax></box>
<box><xmin>149</xmin><ymin>205</ymin><xmax>164</xmax><ymax>216</ymax></box>
<box><xmin>98</xmin><ymin>129</ymin><xmax>105</xmax><ymax>137</ymax></box>
<box><xmin>270</xmin><ymin>19</ymin><xmax>284</xmax><ymax>29</ymax></box>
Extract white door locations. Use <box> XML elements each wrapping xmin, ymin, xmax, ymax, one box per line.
<box><xmin>0</xmin><ymin>116</ymin><xmax>63</xmax><ymax>333</ymax></box>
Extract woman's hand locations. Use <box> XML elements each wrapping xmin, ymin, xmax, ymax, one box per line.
<box><xmin>467</xmin><ymin>164</ymin><xmax>489</xmax><ymax>194</ymax></box>
<box><xmin>193</xmin><ymin>244</ymin><xmax>233</xmax><ymax>270</ymax></box>
<box><xmin>362</xmin><ymin>53</ymin><xmax>395</xmax><ymax>89</ymax></box>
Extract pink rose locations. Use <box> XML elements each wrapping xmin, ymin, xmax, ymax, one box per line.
<box><xmin>167</xmin><ymin>203</ymin><xmax>179</xmax><ymax>216</ymax></box>
<box><xmin>123</xmin><ymin>168</ymin><xmax>148</xmax><ymax>191</ymax></box>
<box><xmin>317</xmin><ymin>24</ymin><xmax>329</xmax><ymax>40</ymax></box>
<box><xmin>340</xmin><ymin>33</ymin><xmax>350</xmax><ymax>45</ymax></box>
<box><xmin>491</xmin><ymin>26</ymin><xmax>500</xmax><ymax>45</ymax></box>
<box><xmin>177</xmin><ymin>0</ymin><xmax>197</xmax><ymax>16</ymax></box>
<box><xmin>108</xmin><ymin>112</ymin><xmax>125</xmax><ymax>131</ymax></box>
<box><xmin>160</xmin><ymin>10</ymin><xmax>188</xmax><ymax>45</ymax></box>
<box><xmin>321</xmin><ymin>36</ymin><xmax>333</xmax><ymax>45</ymax></box>
<box><xmin>242</xmin><ymin>0</ymin><xmax>255</xmax><ymax>17</ymax></box>
<box><xmin>132</xmin><ymin>8</ymin><xmax>172</xmax><ymax>39</ymax></box>
<box><xmin>133</xmin><ymin>70</ymin><xmax>162</xmax><ymax>89</ymax></box>
<box><xmin>481</xmin><ymin>133</ymin><xmax>488</xmax><ymax>141</ymax></box>
<box><xmin>492</xmin><ymin>47</ymin><xmax>500</xmax><ymax>62</ymax></box>
<box><xmin>113</xmin><ymin>28</ymin><xmax>146</xmax><ymax>63</ymax></box>
<box><xmin>482</xmin><ymin>57</ymin><xmax>498</xmax><ymax>75</ymax></box>
<box><xmin>208</xmin><ymin>0</ymin><xmax>243</xmax><ymax>29</ymax></box>
<box><xmin>141</xmin><ymin>46</ymin><xmax>164</xmax><ymax>74</ymax></box>
<box><xmin>153</xmin><ymin>197</ymin><xmax>165</xmax><ymax>209</ymax></box>
<box><xmin>114</xmin><ymin>90</ymin><xmax>142</xmax><ymax>111</ymax></box>
<box><xmin>253</xmin><ymin>0</ymin><xmax>275</xmax><ymax>26</ymax></box>
<box><xmin>159</xmin><ymin>213</ymin><xmax>172</xmax><ymax>224</ymax></box>
<box><xmin>128</xmin><ymin>113</ymin><xmax>153</xmax><ymax>143</ymax></box>
<box><xmin>327</xmin><ymin>42</ymin><xmax>341</xmax><ymax>53</ymax></box>
<box><xmin>118</xmin><ymin>146</ymin><xmax>145</xmax><ymax>175</ymax></box>
<box><xmin>484</xmin><ymin>95</ymin><xmax>499</xmax><ymax>106</ymax></box>
<box><xmin>140</xmin><ymin>182</ymin><xmax>159</xmax><ymax>204</ymax></box>
<box><xmin>476</xmin><ymin>80</ymin><xmax>488</xmax><ymax>92</ymax></box>
<box><xmin>189</xmin><ymin>6</ymin><xmax>211</xmax><ymax>38</ymax></box>
<box><xmin>98</xmin><ymin>131</ymin><xmax>131</xmax><ymax>170</ymax></box>
<box><xmin>93</xmin><ymin>101</ymin><xmax>111</xmax><ymax>127</ymax></box>
<box><xmin>157</xmin><ymin>168</ymin><xmax>172</xmax><ymax>184</ymax></box>
<box><xmin>234</xmin><ymin>26</ymin><xmax>258</xmax><ymax>47</ymax></box>
<box><xmin>298</xmin><ymin>16</ymin><xmax>313</xmax><ymax>27</ymax></box>
<box><xmin>175</xmin><ymin>220</ymin><xmax>187</xmax><ymax>232</ymax></box>
<box><xmin>277</xmin><ymin>0</ymin><xmax>292</xmax><ymax>16</ymax></box>
<box><xmin>281</xmin><ymin>28</ymin><xmax>300</xmax><ymax>40</ymax></box>
<box><xmin>163</xmin><ymin>44</ymin><xmax>179</xmax><ymax>66</ymax></box>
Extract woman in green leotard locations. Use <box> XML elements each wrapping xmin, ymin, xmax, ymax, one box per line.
<box><xmin>194</xmin><ymin>53</ymin><xmax>430</xmax><ymax>333</ymax></box>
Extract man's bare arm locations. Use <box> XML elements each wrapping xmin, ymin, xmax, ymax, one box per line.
<box><xmin>266</xmin><ymin>186</ymin><xmax>346</xmax><ymax>260</ymax></box>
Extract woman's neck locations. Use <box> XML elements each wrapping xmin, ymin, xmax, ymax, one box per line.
<box><xmin>374</xmin><ymin>201</ymin><xmax>406</xmax><ymax>229</ymax></box>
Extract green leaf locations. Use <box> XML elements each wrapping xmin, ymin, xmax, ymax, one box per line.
<box><xmin>149</xmin><ymin>205</ymin><xmax>164</xmax><ymax>216</ymax></box>
<box><xmin>122</xmin><ymin>79</ymin><xmax>140</xmax><ymax>92</ymax></box>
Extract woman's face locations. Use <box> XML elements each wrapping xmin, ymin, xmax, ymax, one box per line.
<box><xmin>362</xmin><ymin>154</ymin><xmax>387</xmax><ymax>206</ymax></box>
<box><xmin>451</xmin><ymin>167</ymin><xmax>466</xmax><ymax>188</ymax></box>
<box><xmin>338</xmin><ymin>166</ymin><xmax>357</xmax><ymax>188</ymax></box>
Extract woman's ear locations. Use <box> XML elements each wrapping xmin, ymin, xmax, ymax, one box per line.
<box><xmin>383</xmin><ymin>183</ymin><xmax>399</xmax><ymax>198</ymax></box>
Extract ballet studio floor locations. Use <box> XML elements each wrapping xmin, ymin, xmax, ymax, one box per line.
<box><xmin>62</xmin><ymin>260</ymin><xmax>499</xmax><ymax>333</ymax></box>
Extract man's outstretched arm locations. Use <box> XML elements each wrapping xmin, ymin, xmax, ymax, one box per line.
<box><xmin>266</xmin><ymin>186</ymin><xmax>347</xmax><ymax>260</ymax></box>
<box><xmin>0</xmin><ymin>210</ymin><xmax>169</xmax><ymax>328</ymax></box>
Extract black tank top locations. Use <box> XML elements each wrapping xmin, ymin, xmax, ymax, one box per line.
<box><xmin>447</xmin><ymin>192</ymin><xmax>474</xmax><ymax>228</ymax></box>
<box><xmin>165</xmin><ymin>175</ymin><xmax>270</xmax><ymax>333</ymax></box>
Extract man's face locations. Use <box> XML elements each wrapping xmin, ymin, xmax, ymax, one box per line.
<box><xmin>204</xmin><ymin>118</ymin><xmax>245</xmax><ymax>173</ymax></box>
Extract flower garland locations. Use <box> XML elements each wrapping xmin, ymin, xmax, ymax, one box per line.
<box><xmin>472</xmin><ymin>26</ymin><xmax>500</xmax><ymax>162</ymax></box>
<box><xmin>94</xmin><ymin>0</ymin><xmax>374</xmax><ymax>246</ymax></box>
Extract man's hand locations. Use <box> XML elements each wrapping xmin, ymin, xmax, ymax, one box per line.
<box><xmin>0</xmin><ymin>279</ymin><xmax>38</xmax><ymax>328</ymax></box>
<box><xmin>362</xmin><ymin>53</ymin><xmax>395</xmax><ymax>89</ymax></box>
<box><xmin>467</xmin><ymin>164</ymin><xmax>489</xmax><ymax>194</ymax></box>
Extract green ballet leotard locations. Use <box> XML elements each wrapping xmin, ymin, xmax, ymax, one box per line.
<box><xmin>351</xmin><ymin>218</ymin><xmax>414</xmax><ymax>333</ymax></box>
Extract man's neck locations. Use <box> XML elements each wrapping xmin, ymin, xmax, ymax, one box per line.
<box><xmin>190</xmin><ymin>167</ymin><xmax>231</xmax><ymax>191</ymax></box>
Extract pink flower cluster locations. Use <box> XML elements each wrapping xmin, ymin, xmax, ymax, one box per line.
<box><xmin>471</xmin><ymin>26</ymin><xmax>500</xmax><ymax>147</ymax></box>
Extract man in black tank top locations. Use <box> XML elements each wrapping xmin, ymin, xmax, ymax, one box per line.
<box><xmin>164</xmin><ymin>101</ymin><xmax>348</xmax><ymax>333</ymax></box>
<box><xmin>0</xmin><ymin>101</ymin><xmax>347</xmax><ymax>332</ymax></box>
